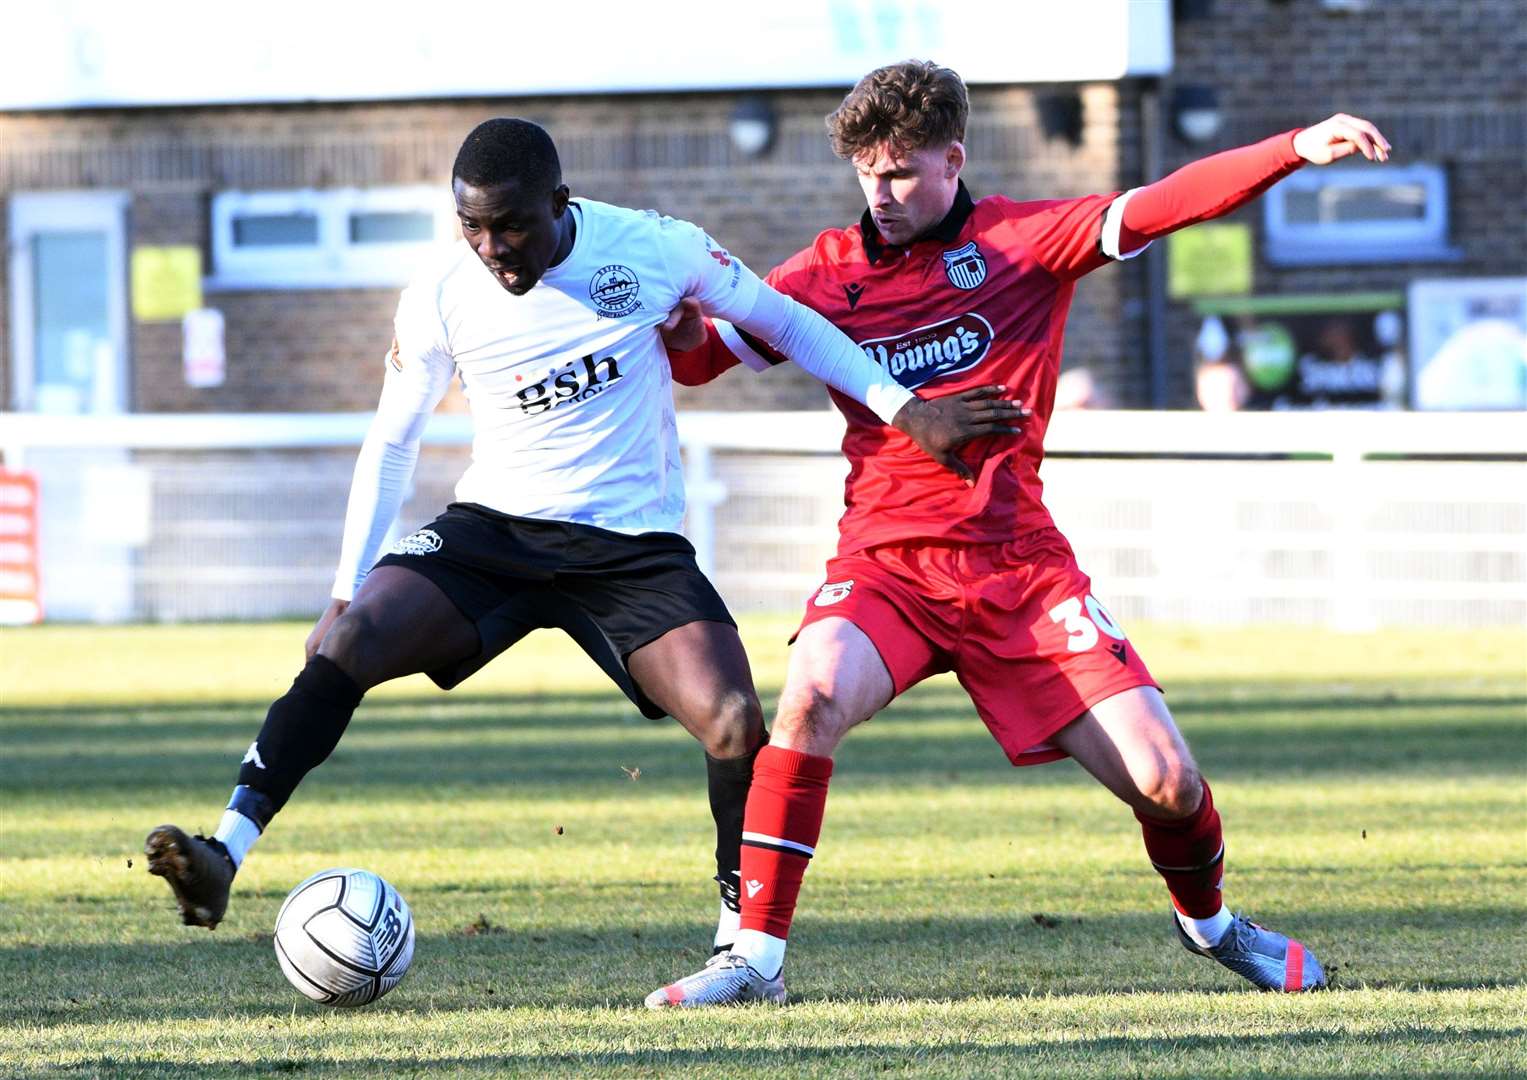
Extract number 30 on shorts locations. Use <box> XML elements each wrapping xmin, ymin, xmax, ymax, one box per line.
<box><xmin>1048</xmin><ymin>594</ymin><xmax>1127</xmax><ymax>652</ymax></box>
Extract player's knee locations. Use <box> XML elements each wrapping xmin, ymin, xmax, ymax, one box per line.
<box><xmin>1141</xmin><ymin>760</ymin><xmax>1203</xmax><ymax>820</ymax></box>
<box><xmin>698</xmin><ymin>688</ymin><xmax>764</xmax><ymax>758</ymax></box>
<box><xmin>775</xmin><ymin>683</ymin><xmax>852</xmax><ymax>748</ymax></box>
<box><xmin>316</xmin><ymin>608</ymin><xmax>383</xmax><ymax>688</ymax></box>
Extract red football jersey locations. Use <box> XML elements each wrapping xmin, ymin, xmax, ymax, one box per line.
<box><xmin>729</xmin><ymin>183</ymin><xmax>1124</xmax><ymax>555</ymax></box>
<box><xmin>667</xmin><ymin>133</ymin><xmax>1304</xmax><ymax>556</ymax></box>
<box><xmin>787</xmin><ymin>182</ymin><xmax>1111</xmax><ymax>552</ymax></box>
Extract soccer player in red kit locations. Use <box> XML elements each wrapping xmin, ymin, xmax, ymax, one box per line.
<box><xmin>647</xmin><ymin>61</ymin><xmax>1391</xmax><ymax>1006</ymax></box>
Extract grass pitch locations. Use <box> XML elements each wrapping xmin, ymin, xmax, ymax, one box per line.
<box><xmin>2</xmin><ymin>618</ymin><xmax>1524</xmax><ymax>1078</ymax></box>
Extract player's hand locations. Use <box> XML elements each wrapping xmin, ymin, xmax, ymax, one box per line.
<box><xmin>661</xmin><ymin>296</ymin><xmax>706</xmax><ymax>352</ymax></box>
<box><xmin>891</xmin><ymin>386</ymin><xmax>1031</xmax><ymax>486</ymax></box>
<box><xmin>1293</xmin><ymin>114</ymin><xmax>1391</xmax><ymax>165</ymax></box>
<box><xmin>305</xmin><ymin>598</ymin><xmax>349</xmax><ymax>660</ymax></box>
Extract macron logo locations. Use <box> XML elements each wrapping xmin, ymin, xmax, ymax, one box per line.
<box><xmin>241</xmin><ymin>741</ymin><xmax>266</xmax><ymax>770</ymax></box>
<box><xmin>746</xmin><ymin>879</ymin><xmax>764</xmax><ymax>898</ymax></box>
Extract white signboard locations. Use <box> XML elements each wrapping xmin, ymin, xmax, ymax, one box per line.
<box><xmin>1408</xmin><ymin>278</ymin><xmax>1527</xmax><ymax>411</ymax></box>
<box><xmin>182</xmin><ymin>308</ymin><xmax>227</xmax><ymax>389</ymax></box>
<box><xmin>0</xmin><ymin>0</ymin><xmax>1172</xmax><ymax>110</ymax></box>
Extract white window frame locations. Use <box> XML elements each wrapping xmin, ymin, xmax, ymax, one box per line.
<box><xmin>207</xmin><ymin>186</ymin><xmax>456</xmax><ymax>290</ymax></box>
<box><xmin>1264</xmin><ymin>163</ymin><xmax>1461</xmax><ymax>266</ymax></box>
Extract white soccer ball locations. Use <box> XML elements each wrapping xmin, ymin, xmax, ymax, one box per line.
<box><xmin>273</xmin><ymin>867</ymin><xmax>415</xmax><ymax>1007</ymax></box>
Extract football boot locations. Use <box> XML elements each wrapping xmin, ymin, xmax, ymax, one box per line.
<box><xmin>644</xmin><ymin>952</ymin><xmax>786</xmax><ymax>1008</ymax></box>
<box><xmin>144</xmin><ymin>824</ymin><xmax>236</xmax><ymax>929</ymax></box>
<box><xmin>1176</xmin><ymin>911</ymin><xmax>1327</xmax><ymax>991</ymax></box>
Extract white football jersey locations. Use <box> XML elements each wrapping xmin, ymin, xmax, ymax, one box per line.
<box><xmin>332</xmin><ymin>196</ymin><xmax>914</xmax><ymax>601</ymax></box>
<box><xmin>389</xmin><ymin>198</ymin><xmax>760</xmax><ymax>533</ymax></box>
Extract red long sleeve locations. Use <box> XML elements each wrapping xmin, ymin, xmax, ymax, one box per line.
<box><xmin>1117</xmin><ymin>129</ymin><xmax>1305</xmax><ymax>252</ymax></box>
<box><xmin>666</xmin><ymin>321</ymin><xmax>742</xmax><ymax>386</ymax></box>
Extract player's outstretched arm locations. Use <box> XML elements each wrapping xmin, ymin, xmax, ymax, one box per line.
<box><xmin>661</xmin><ymin>298</ymin><xmax>740</xmax><ymax>387</ymax></box>
<box><xmin>326</xmin><ymin>340</ymin><xmax>451</xmax><ymax>637</ymax></box>
<box><xmin>890</xmin><ymin>387</ymin><xmax>1031</xmax><ymax>485</ymax></box>
<box><xmin>666</xmin><ymin>222</ymin><xmax>1026</xmax><ymax>477</ymax></box>
<box><xmin>1291</xmin><ymin>113</ymin><xmax>1390</xmax><ymax>165</ymax></box>
<box><xmin>1111</xmin><ymin>114</ymin><xmax>1391</xmax><ymax>256</ymax></box>
<box><xmin>726</xmin><ymin>286</ymin><xmax>1028</xmax><ymax>481</ymax></box>
<box><xmin>663</xmin><ymin>291</ymin><xmax>1028</xmax><ymax>482</ymax></box>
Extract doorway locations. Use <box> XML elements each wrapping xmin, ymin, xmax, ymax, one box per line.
<box><xmin>7</xmin><ymin>191</ymin><xmax>138</xmax><ymax>620</ymax></box>
<box><xmin>8</xmin><ymin>191</ymin><xmax>131</xmax><ymax>414</ymax></box>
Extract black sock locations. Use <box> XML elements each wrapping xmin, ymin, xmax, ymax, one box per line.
<box><xmin>706</xmin><ymin>732</ymin><xmax>768</xmax><ymax>910</ymax></box>
<box><xmin>234</xmin><ymin>655</ymin><xmax>364</xmax><ymax>827</ymax></box>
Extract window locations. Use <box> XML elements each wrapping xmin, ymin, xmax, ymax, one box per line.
<box><xmin>208</xmin><ymin>187</ymin><xmax>454</xmax><ymax>289</ymax></box>
<box><xmin>1263</xmin><ymin>163</ymin><xmax>1460</xmax><ymax>266</ymax></box>
<box><xmin>232</xmin><ymin>212</ymin><xmax>320</xmax><ymax>247</ymax></box>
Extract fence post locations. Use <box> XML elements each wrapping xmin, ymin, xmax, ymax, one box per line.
<box><xmin>682</xmin><ymin>439</ymin><xmax>728</xmax><ymax>580</ymax></box>
<box><xmin>1329</xmin><ymin>441</ymin><xmax>1376</xmax><ymax>632</ymax></box>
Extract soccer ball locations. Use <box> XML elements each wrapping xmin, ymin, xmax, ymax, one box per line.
<box><xmin>273</xmin><ymin>867</ymin><xmax>415</xmax><ymax>1007</ymax></box>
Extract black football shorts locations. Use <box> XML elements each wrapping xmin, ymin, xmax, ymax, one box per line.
<box><xmin>371</xmin><ymin>502</ymin><xmax>736</xmax><ymax>718</ymax></box>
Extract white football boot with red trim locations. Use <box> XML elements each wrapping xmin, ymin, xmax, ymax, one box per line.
<box><xmin>1176</xmin><ymin>911</ymin><xmax>1327</xmax><ymax>991</ymax></box>
<box><xmin>644</xmin><ymin>952</ymin><xmax>786</xmax><ymax>1008</ymax></box>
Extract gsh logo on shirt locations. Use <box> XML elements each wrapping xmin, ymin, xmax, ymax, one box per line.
<box><xmin>858</xmin><ymin>312</ymin><xmax>993</xmax><ymax>388</ymax></box>
<box><xmin>517</xmin><ymin>354</ymin><xmax>624</xmax><ymax>414</ymax></box>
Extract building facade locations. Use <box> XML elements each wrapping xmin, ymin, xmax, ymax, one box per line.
<box><xmin>2</xmin><ymin>1</ymin><xmax>1521</xmax><ymax>417</ymax></box>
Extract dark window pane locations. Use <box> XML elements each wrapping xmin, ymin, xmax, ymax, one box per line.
<box><xmin>232</xmin><ymin>213</ymin><xmax>319</xmax><ymax>246</ymax></box>
<box><xmin>1284</xmin><ymin>182</ymin><xmax>1429</xmax><ymax>225</ymax></box>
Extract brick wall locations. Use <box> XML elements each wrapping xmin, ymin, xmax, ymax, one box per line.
<box><xmin>1155</xmin><ymin>0</ymin><xmax>1527</xmax><ymax>402</ymax></box>
<box><xmin>3</xmin><ymin>1</ymin><xmax>1516</xmax><ymax>414</ymax></box>
<box><xmin>0</xmin><ymin>83</ymin><xmax>1130</xmax><ymax>414</ymax></box>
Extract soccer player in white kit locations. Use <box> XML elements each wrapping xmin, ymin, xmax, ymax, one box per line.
<box><xmin>145</xmin><ymin>119</ymin><xmax>1026</xmax><ymax>963</ymax></box>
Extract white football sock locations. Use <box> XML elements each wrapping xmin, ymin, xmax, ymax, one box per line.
<box><xmin>729</xmin><ymin>928</ymin><xmax>786</xmax><ymax>978</ymax></box>
<box><xmin>713</xmin><ymin>901</ymin><xmax>741</xmax><ymax>951</ymax></box>
<box><xmin>1177</xmin><ymin>904</ymin><xmax>1234</xmax><ymax>948</ymax></box>
<box><xmin>213</xmin><ymin>809</ymin><xmax>261</xmax><ymax>868</ymax></box>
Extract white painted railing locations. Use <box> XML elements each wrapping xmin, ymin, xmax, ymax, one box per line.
<box><xmin>1</xmin><ymin>410</ymin><xmax>1522</xmax><ymax>626</ymax></box>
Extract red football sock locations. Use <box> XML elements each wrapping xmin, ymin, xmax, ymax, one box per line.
<box><xmin>737</xmin><ymin>745</ymin><xmax>834</xmax><ymax>938</ymax></box>
<box><xmin>1136</xmin><ymin>777</ymin><xmax>1225</xmax><ymax>918</ymax></box>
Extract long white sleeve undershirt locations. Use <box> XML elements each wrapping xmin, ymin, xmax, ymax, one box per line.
<box><xmin>724</xmin><ymin>284</ymin><xmax>915</xmax><ymax>425</ymax></box>
<box><xmin>329</xmin><ymin>354</ymin><xmax>449</xmax><ymax>601</ymax></box>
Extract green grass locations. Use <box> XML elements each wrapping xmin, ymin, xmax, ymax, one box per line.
<box><xmin>1</xmin><ymin>619</ymin><xmax>1524</xmax><ymax>1078</ymax></box>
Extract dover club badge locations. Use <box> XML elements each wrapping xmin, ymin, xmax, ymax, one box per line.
<box><xmin>589</xmin><ymin>264</ymin><xmax>642</xmax><ymax>318</ymax></box>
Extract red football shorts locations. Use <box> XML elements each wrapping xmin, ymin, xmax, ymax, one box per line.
<box><xmin>794</xmin><ymin>529</ymin><xmax>1159</xmax><ymax>766</ymax></box>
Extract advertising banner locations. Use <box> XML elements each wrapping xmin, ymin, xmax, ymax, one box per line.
<box><xmin>1192</xmin><ymin>294</ymin><xmax>1407</xmax><ymax>411</ymax></box>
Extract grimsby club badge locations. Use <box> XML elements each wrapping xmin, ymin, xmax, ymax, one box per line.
<box><xmin>942</xmin><ymin>241</ymin><xmax>987</xmax><ymax>290</ymax></box>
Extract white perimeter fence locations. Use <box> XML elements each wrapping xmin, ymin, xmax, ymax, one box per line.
<box><xmin>2</xmin><ymin>410</ymin><xmax>1524</xmax><ymax>629</ymax></box>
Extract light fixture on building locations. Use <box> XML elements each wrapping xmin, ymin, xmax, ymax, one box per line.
<box><xmin>729</xmin><ymin>96</ymin><xmax>776</xmax><ymax>158</ymax></box>
<box><xmin>1171</xmin><ymin>84</ymin><xmax>1223</xmax><ymax>144</ymax></box>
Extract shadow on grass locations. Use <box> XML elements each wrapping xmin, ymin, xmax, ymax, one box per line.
<box><xmin>6</xmin><ymin>906</ymin><xmax>1525</xmax><ymax>1029</ymax></box>
<box><xmin>27</xmin><ymin>1027</ymin><xmax>1527</xmax><ymax>1080</ymax></box>
<box><xmin>4</xmin><ymin>685</ymin><xmax>1525</xmax><ymax>798</ymax></box>
<box><xmin>7</xmin><ymin>687</ymin><xmax>1523</xmax><ymax>728</ymax></box>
